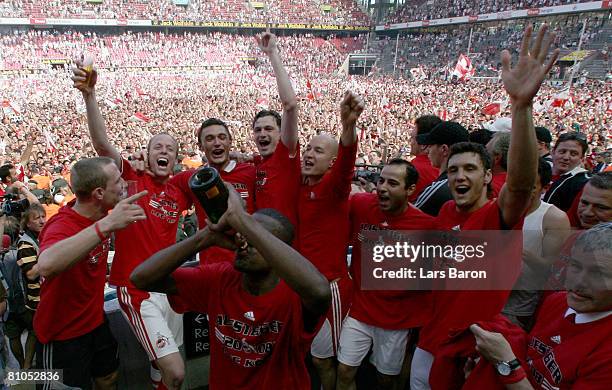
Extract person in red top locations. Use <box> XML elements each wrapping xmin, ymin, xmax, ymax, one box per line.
<box><xmin>73</xmin><ymin>63</ymin><xmax>192</xmax><ymax>390</ymax></box>
<box><xmin>251</xmin><ymin>30</ymin><xmax>300</xmax><ymax>227</ymax></box>
<box><xmin>337</xmin><ymin>159</ymin><xmax>435</xmax><ymax>390</ymax></box>
<box><xmin>34</xmin><ymin>157</ymin><xmax>147</xmax><ymax>390</ymax></box>
<box><xmin>410</xmin><ymin>24</ymin><xmax>560</xmax><ymax>389</ymax></box>
<box><xmin>486</xmin><ymin>131</ymin><xmax>510</xmax><ymax>198</ymax></box>
<box><xmin>130</xmin><ymin>186</ymin><xmax>331</xmax><ymax>390</ymax></box>
<box><xmin>471</xmin><ymin>223</ymin><xmax>612</xmax><ymax>389</ymax></box>
<box><xmin>409</xmin><ymin>115</ymin><xmax>441</xmax><ymax>202</ymax></box>
<box><xmin>298</xmin><ymin>91</ymin><xmax>364</xmax><ymax>390</ymax></box>
<box><xmin>172</xmin><ymin>117</ymin><xmax>256</xmax><ymax>264</ymax></box>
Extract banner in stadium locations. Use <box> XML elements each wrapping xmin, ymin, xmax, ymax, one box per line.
<box><xmin>150</xmin><ymin>20</ymin><xmax>370</xmax><ymax>30</ymax></box>
<box><xmin>559</xmin><ymin>50</ymin><xmax>594</xmax><ymax>62</ymax></box>
<box><xmin>376</xmin><ymin>1</ymin><xmax>608</xmax><ymax>31</ymax></box>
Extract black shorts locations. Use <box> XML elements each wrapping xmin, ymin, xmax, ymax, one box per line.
<box><xmin>36</xmin><ymin>319</ymin><xmax>119</xmax><ymax>390</ymax></box>
<box><xmin>5</xmin><ymin>310</ymin><xmax>35</xmax><ymax>339</ymax></box>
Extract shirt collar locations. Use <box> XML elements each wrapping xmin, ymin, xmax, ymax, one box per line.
<box><xmin>563</xmin><ymin>165</ymin><xmax>587</xmax><ymax>178</ymax></box>
<box><xmin>565</xmin><ymin>307</ymin><xmax>612</xmax><ymax>324</ymax></box>
<box><xmin>223</xmin><ymin>160</ymin><xmax>237</xmax><ymax>173</ymax></box>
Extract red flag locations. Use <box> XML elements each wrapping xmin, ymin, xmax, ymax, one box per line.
<box><xmin>437</xmin><ymin>109</ymin><xmax>448</xmax><ymax>121</ymax></box>
<box><xmin>451</xmin><ymin>54</ymin><xmax>475</xmax><ymax>80</ymax></box>
<box><xmin>131</xmin><ymin>112</ymin><xmax>150</xmax><ymax>122</ymax></box>
<box><xmin>482</xmin><ymin>103</ymin><xmax>501</xmax><ymax>116</ymax></box>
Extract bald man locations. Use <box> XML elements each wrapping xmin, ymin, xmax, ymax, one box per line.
<box><xmin>298</xmin><ymin>92</ymin><xmax>364</xmax><ymax>390</ymax></box>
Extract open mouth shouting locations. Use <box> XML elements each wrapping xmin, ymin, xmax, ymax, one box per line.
<box><xmin>211</xmin><ymin>148</ymin><xmax>226</xmax><ymax>159</ymax></box>
<box><xmin>156</xmin><ymin>157</ymin><xmax>169</xmax><ymax>168</ymax></box>
<box><xmin>455</xmin><ymin>185</ymin><xmax>470</xmax><ymax>195</ymax></box>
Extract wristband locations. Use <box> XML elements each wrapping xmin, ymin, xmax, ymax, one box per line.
<box><xmin>499</xmin><ymin>366</ymin><xmax>527</xmax><ymax>385</ymax></box>
<box><xmin>94</xmin><ymin>222</ymin><xmax>108</xmax><ymax>241</ymax></box>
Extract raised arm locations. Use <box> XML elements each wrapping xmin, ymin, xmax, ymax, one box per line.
<box><xmin>19</xmin><ymin>139</ymin><xmax>34</xmax><ymax>167</ymax></box>
<box><xmin>339</xmin><ymin>91</ymin><xmax>364</xmax><ymax>147</ymax></box>
<box><xmin>38</xmin><ymin>191</ymin><xmax>147</xmax><ymax>278</ymax></box>
<box><xmin>256</xmin><ymin>30</ymin><xmax>299</xmax><ymax>155</ymax></box>
<box><xmin>130</xmin><ymin>227</ymin><xmax>235</xmax><ymax>294</ymax></box>
<box><xmin>498</xmin><ymin>25</ymin><xmax>559</xmax><ymax>228</ymax></box>
<box><xmin>71</xmin><ymin>61</ymin><xmax>122</xmax><ymax>167</ymax></box>
<box><xmin>210</xmin><ymin>187</ymin><xmax>331</xmax><ymax>316</ymax></box>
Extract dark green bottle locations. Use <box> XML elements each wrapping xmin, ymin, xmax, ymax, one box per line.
<box><xmin>189</xmin><ymin>167</ymin><xmax>229</xmax><ymax>224</ymax></box>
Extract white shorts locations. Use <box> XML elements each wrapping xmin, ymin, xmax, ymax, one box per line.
<box><xmin>117</xmin><ymin>287</ymin><xmax>183</xmax><ymax>361</ymax></box>
<box><xmin>310</xmin><ymin>278</ymin><xmax>351</xmax><ymax>359</ymax></box>
<box><xmin>410</xmin><ymin>347</ymin><xmax>434</xmax><ymax>390</ymax></box>
<box><xmin>337</xmin><ymin>316</ymin><xmax>409</xmax><ymax>376</ymax></box>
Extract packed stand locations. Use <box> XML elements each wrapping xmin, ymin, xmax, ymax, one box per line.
<box><xmin>0</xmin><ymin>0</ymin><xmax>370</xmax><ymax>25</ymax></box>
<box><xmin>387</xmin><ymin>0</ymin><xmax>594</xmax><ymax>24</ymax></box>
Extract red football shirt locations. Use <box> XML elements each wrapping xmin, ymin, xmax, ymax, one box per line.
<box><xmin>109</xmin><ymin>160</ymin><xmax>191</xmax><ymax>287</ymax></box>
<box><xmin>297</xmin><ymin>143</ymin><xmax>357</xmax><ymax>281</ymax></box>
<box><xmin>254</xmin><ymin>141</ymin><xmax>301</xmax><ymax>227</ymax></box>
<box><xmin>349</xmin><ymin>193</ymin><xmax>436</xmax><ymax>329</ymax></box>
<box><xmin>34</xmin><ymin>202</ymin><xmax>111</xmax><ymax>343</ymax></box>
<box><xmin>526</xmin><ymin>292</ymin><xmax>612</xmax><ymax>389</ymax></box>
<box><xmin>410</xmin><ymin>154</ymin><xmax>439</xmax><ymax>202</ymax></box>
<box><xmin>418</xmin><ymin>200</ymin><xmax>523</xmax><ymax>354</ymax></box>
<box><xmin>490</xmin><ymin>172</ymin><xmax>507</xmax><ymax>199</ymax></box>
<box><xmin>172</xmin><ymin>161</ymin><xmax>256</xmax><ymax>264</ymax></box>
<box><xmin>168</xmin><ymin>263</ymin><xmax>320</xmax><ymax>390</ymax></box>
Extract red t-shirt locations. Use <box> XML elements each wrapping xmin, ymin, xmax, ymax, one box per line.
<box><xmin>168</xmin><ymin>263</ymin><xmax>320</xmax><ymax>390</ymax></box>
<box><xmin>526</xmin><ymin>292</ymin><xmax>612</xmax><ymax>389</ymax></box>
<box><xmin>109</xmin><ymin>160</ymin><xmax>191</xmax><ymax>287</ymax></box>
<box><xmin>173</xmin><ymin>161</ymin><xmax>256</xmax><ymax>264</ymax></box>
<box><xmin>418</xmin><ymin>200</ymin><xmax>523</xmax><ymax>354</ymax></box>
<box><xmin>254</xmin><ymin>141</ymin><xmax>301</xmax><ymax>227</ymax></box>
<box><xmin>34</xmin><ymin>202</ymin><xmax>111</xmax><ymax>343</ymax></box>
<box><xmin>410</xmin><ymin>154</ymin><xmax>439</xmax><ymax>202</ymax></box>
<box><xmin>566</xmin><ymin>187</ymin><xmax>583</xmax><ymax>228</ymax></box>
<box><xmin>297</xmin><ymin>142</ymin><xmax>357</xmax><ymax>281</ymax></box>
<box><xmin>349</xmin><ymin>193</ymin><xmax>436</xmax><ymax>329</ymax></box>
<box><xmin>490</xmin><ymin>172</ymin><xmax>507</xmax><ymax>199</ymax></box>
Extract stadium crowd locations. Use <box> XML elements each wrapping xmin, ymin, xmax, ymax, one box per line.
<box><xmin>0</xmin><ymin>21</ymin><xmax>611</xmax><ymax>390</ymax></box>
<box><xmin>0</xmin><ymin>0</ymin><xmax>370</xmax><ymax>25</ymax></box>
<box><xmin>387</xmin><ymin>0</ymin><xmax>595</xmax><ymax>23</ymax></box>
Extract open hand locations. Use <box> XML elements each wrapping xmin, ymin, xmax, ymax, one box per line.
<box><xmin>501</xmin><ymin>24</ymin><xmax>559</xmax><ymax>108</ymax></box>
<box><xmin>255</xmin><ymin>28</ymin><xmax>278</xmax><ymax>55</ymax></box>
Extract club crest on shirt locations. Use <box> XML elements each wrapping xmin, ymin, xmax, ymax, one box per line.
<box><xmin>156</xmin><ymin>332</ymin><xmax>169</xmax><ymax>349</ymax></box>
<box><xmin>550</xmin><ymin>335</ymin><xmax>561</xmax><ymax>344</ymax></box>
<box><xmin>244</xmin><ymin>311</ymin><xmax>255</xmax><ymax>321</ymax></box>
<box><xmin>88</xmin><ymin>238</ymin><xmax>110</xmax><ymax>266</ymax></box>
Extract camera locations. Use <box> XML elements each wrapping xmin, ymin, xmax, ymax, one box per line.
<box><xmin>1</xmin><ymin>194</ymin><xmax>30</xmax><ymax>219</ymax></box>
<box><xmin>353</xmin><ymin>164</ymin><xmax>382</xmax><ymax>184</ymax></box>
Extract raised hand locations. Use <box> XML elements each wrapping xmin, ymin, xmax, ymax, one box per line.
<box><xmin>501</xmin><ymin>24</ymin><xmax>559</xmax><ymax>108</ymax></box>
<box><xmin>207</xmin><ymin>184</ymin><xmax>247</xmax><ymax>233</ymax></box>
<box><xmin>340</xmin><ymin>91</ymin><xmax>365</xmax><ymax>129</ymax></box>
<box><xmin>100</xmin><ymin>190</ymin><xmax>148</xmax><ymax>232</ymax></box>
<box><xmin>71</xmin><ymin>55</ymin><xmax>98</xmax><ymax>96</ymax></box>
<box><xmin>255</xmin><ymin>28</ymin><xmax>278</xmax><ymax>56</ymax></box>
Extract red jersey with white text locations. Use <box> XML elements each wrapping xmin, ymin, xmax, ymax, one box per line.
<box><xmin>173</xmin><ymin>161</ymin><xmax>256</xmax><ymax>264</ymax></box>
<box><xmin>168</xmin><ymin>262</ymin><xmax>321</xmax><ymax>390</ymax></box>
<box><xmin>418</xmin><ymin>200</ymin><xmax>523</xmax><ymax>353</ymax></box>
<box><xmin>254</xmin><ymin>141</ymin><xmax>301</xmax><ymax>227</ymax></box>
<box><xmin>297</xmin><ymin>143</ymin><xmax>357</xmax><ymax>281</ymax></box>
<box><xmin>349</xmin><ymin>193</ymin><xmax>436</xmax><ymax>329</ymax></box>
<box><xmin>34</xmin><ymin>202</ymin><xmax>111</xmax><ymax>343</ymax></box>
<box><xmin>525</xmin><ymin>292</ymin><xmax>612</xmax><ymax>389</ymax></box>
<box><xmin>410</xmin><ymin>154</ymin><xmax>439</xmax><ymax>202</ymax></box>
<box><xmin>109</xmin><ymin>160</ymin><xmax>191</xmax><ymax>287</ymax></box>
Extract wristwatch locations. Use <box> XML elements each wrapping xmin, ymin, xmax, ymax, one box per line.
<box><xmin>495</xmin><ymin>358</ymin><xmax>521</xmax><ymax>376</ymax></box>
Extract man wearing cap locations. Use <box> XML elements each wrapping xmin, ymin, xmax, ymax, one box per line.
<box><xmin>413</xmin><ymin>121</ymin><xmax>470</xmax><ymax>216</ymax></box>
<box><xmin>535</xmin><ymin>126</ymin><xmax>553</xmax><ymax>167</ymax></box>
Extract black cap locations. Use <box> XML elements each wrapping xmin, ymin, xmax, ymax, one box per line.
<box><xmin>535</xmin><ymin>126</ymin><xmax>552</xmax><ymax>144</ymax></box>
<box><xmin>417</xmin><ymin>121</ymin><xmax>469</xmax><ymax>146</ymax></box>
<box><xmin>31</xmin><ymin>189</ymin><xmax>46</xmax><ymax>201</ymax></box>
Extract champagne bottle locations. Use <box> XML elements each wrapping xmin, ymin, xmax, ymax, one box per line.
<box><xmin>189</xmin><ymin>167</ymin><xmax>228</xmax><ymax>224</ymax></box>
